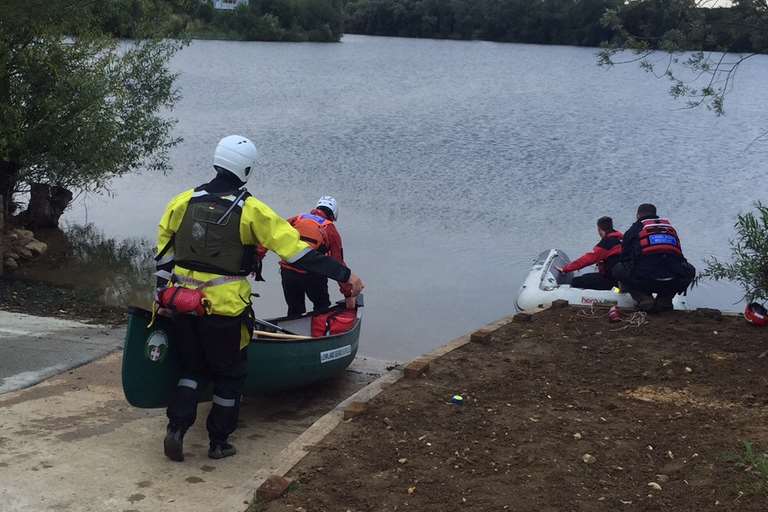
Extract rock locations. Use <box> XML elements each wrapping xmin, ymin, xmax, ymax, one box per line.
<box><xmin>695</xmin><ymin>308</ymin><xmax>722</xmax><ymax>320</ymax></box>
<box><xmin>6</xmin><ymin>251</ymin><xmax>19</xmax><ymax>260</ymax></box>
<box><xmin>582</xmin><ymin>453</ymin><xmax>597</xmax><ymax>464</ymax></box>
<box><xmin>25</xmin><ymin>240</ymin><xmax>48</xmax><ymax>256</ymax></box>
<box><xmin>471</xmin><ymin>329</ymin><xmax>493</xmax><ymax>344</ymax></box>
<box><xmin>343</xmin><ymin>401</ymin><xmax>367</xmax><ymax>420</ymax></box>
<box><xmin>4</xmin><ymin>257</ymin><xmax>19</xmax><ymax>271</ymax></box>
<box><xmin>256</xmin><ymin>475</ymin><xmax>292</xmax><ymax>502</ymax></box>
<box><xmin>513</xmin><ymin>313</ymin><xmax>532</xmax><ymax>323</ymax></box>
<box><xmin>573</xmin><ymin>433</ymin><xmax>583</xmax><ymax>440</ymax></box>
<box><xmin>398</xmin><ymin>458</ymin><xmax>408</xmax><ymax>464</ymax></box>
<box><xmin>647</xmin><ymin>482</ymin><xmax>662</xmax><ymax>491</ymax></box>
<box><xmin>656</xmin><ymin>474</ymin><xmax>670</xmax><ymax>483</ymax></box>
<box><xmin>404</xmin><ymin>358</ymin><xmax>430</xmax><ymax>378</ymax></box>
<box><xmin>15</xmin><ymin>246</ymin><xmax>33</xmax><ymax>259</ymax></box>
<box><xmin>13</xmin><ymin>229</ymin><xmax>34</xmax><ymax>241</ymax></box>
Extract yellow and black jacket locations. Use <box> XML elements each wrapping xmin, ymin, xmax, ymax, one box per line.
<box><xmin>156</xmin><ymin>174</ymin><xmax>351</xmax><ymax>345</ymax></box>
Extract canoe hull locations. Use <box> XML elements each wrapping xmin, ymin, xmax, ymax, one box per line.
<box><xmin>121</xmin><ymin>307</ymin><xmax>361</xmax><ymax>409</ymax></box>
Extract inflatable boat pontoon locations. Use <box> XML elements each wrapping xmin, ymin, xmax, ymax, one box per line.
<box><xmin>515</xmin><ymin>249</ymin><xmax>688</xmax><ymax>312</ymax></box>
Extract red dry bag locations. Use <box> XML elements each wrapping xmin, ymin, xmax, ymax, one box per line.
<box><xmin>311</xmin><ymin>309</ymin><xmax>356</xmax><ymax>337</ymax></box>
<box><xmin>158</xmin><ymin>286</ymin><xmax>208</xmax><ymax>316</ymax></box>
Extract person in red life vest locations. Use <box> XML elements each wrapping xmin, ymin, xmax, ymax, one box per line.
<box><xmin>558</xmin><ymin>216</ymin><xmax>623</xmax><ymax>290</ymax></box>
<box><xmin>279</xmin><ymin>196</ymin><xmax>354</xmax><ymax>315</ymax></box>
<box><xmin>612</xmin><ymin>203</ymin><xmax>696</xmax><ymax>313</ymax></box>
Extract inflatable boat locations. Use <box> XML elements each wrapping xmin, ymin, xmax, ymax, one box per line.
<box><xmin>515</xmin><ymin>249</ymin><xmax>688</xmax><ymax>312</ymax></box>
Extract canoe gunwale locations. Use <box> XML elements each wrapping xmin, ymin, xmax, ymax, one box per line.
<box><xmin>126</xmin><ymin>305</ymin><xmax>362</xmax><ymax>345</ymax></box>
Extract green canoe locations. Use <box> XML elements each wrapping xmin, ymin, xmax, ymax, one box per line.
<box><xmin>121</xmin><ymin>303</ymin><xmax>362</xmax><ymax>409</ymax></box>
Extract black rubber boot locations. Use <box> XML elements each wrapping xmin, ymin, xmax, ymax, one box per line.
<box><xmin>164</xmin><ymin>428</ymin><xmax>185</xmax><ymax>462</ymax></box>
<box><xmin>208</xmin><ymin>441</ymin><xmax>237</xmax><ymax>460</ymax></box>
<box><xmin>654</xmin><ymin>294</ymin><xmax>674</xmax><ymax>313</ymax></box>
<box><xmin>630</xmin><ymin>291</ymin><xmax>654</xmax><ymax>312</ymax></box>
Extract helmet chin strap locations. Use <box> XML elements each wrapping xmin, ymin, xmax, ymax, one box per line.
<box><xmin>214</xmin><ymin>166</ymin><xmax>246</xmax><ymax>187</ymax></box>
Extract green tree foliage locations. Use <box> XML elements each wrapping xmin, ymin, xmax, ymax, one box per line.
<box><xmin>0</xmin><ymin>1</ymin><xmax>183</xmax><ymax>223</ymax></box>
<box><xmin>698</xmin><ymin>203</ymin><xmax>768</xmax><ymax>303</ymax></box>
<box><xmin>93</xmin><ymin>0</ymin><xmax>344</xmax><ymax>42</ymax></box>
<box><xmin>599</xmin><ymin>1</ymin><xmax>768</xmax><ymax>114</ymax></box>
<box><xmin>344</xmin><ymin>0</ymin><xmax>625</xmax><ymax>45</ymax></box>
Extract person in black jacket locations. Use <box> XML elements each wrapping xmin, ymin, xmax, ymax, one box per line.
<box><xmin>612</xmin><ymin>204</ymin><xmax>695</xmax><ymax>313</ymax></box>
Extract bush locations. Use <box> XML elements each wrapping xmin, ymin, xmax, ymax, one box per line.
<box><xmin>698</xmin><ymin>203</ymin><xmax>768</xmax><ymax>303</ymax></box>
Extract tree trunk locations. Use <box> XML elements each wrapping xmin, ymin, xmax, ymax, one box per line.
<box><xmin>23</xmin><ymin>183</ymin><xmax>74</xmax><ymax>229</ymax></box>
<box><xmin>0</xmin><ymin>194</ymin><xmax>4</xmax><ymax>276</ymax></box>
<box><xmin>0</xmin><ymin>160</ymin><xmax>19</xmax><ymax>219</ymax></box>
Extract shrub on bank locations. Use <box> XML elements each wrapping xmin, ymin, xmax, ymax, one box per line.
<box><xmin>699</xmin><ymin>203</ymin><xmax>768</xmax><ymax>304</ymax></box>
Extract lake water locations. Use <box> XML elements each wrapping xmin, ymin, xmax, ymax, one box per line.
<box><xmin>65</xmin><ymin>35</ymin><xmax>768</xmax><ymax>361</ymax></box>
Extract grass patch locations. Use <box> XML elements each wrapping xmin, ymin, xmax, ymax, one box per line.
<box><xmin>726</xmin><ymin>441</ymin><xmax>768</xmax><ymax>496</ymax></box>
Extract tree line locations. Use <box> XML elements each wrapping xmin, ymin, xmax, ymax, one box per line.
<box><xmin>344</xmin><ymin>0</ymin><xmax>768</xmax><ymax>52</ymax></box>
<box><xmin>344</xmin><ymin>0</ymin><xmax>622</xmax><ymax>46</ymax></box>
<box><xmin>85</xmin><ymin>1</ymin><xmax>768</xmax><ymax>52</ymax></box>
<box><xmin>92</xmin><ymin>0</ymin><xmax>344</xmax><ymax>42</ymax></box>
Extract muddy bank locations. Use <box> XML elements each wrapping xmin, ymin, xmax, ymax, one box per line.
<box><xmin>261</xmin><ymin>307</ymin><xmax>768</xmax><ymax>511</ymax></box>
<box><xmin>0</xmin><ymin>278</ymin><xmax>126</xmax><ymax>325</ymax></box>
<box><xmin>0</xmin><ymin>225</ymin><xmax>153</xmax><ymax>325</ymax></box>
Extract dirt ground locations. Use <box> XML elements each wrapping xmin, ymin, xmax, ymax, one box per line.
<box><xmin>262</xmin><ymin>307</ymin><xmax>768</xmax><ymax>511</ymax></box>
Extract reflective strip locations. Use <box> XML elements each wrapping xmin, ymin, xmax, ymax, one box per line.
<box><xmin>202</xmin><ymin>275</ymin><xmax>247</xmax><ymax>288</ymax></box>
<box><xmin>212</xmin><ymin>395</ymin><xmax>236</xmax><ymax>407</ymax></box>
<box><xmin>155</xmin><ymin>270</ymin><xmax>174</xmax><ymax>281</ymax></box>
<box><xmin>285</xmin><ymin>246</ymin><xmax>311</xmax><ymax>264</ymax></box>
<box><xmin>191</xmin><ymin>190</ymin><xmax>208</xmax><ymax>198</ymax></box>
<box><xmin>171</xmin><ymin>274</ymin><xmax>247</xmax><ymax>289</ymax></box>
<box><xmin>178</xmin><ymin>378</ymin><xmax>198</xmax><ymax>390</ymax></box>
<box><xmin>156</xmin><ymin>253</ymin><xmax>175</xmax><ymax>266</ymax></box>
<box><xmin>300</xmin><ymin>213</ymin><xmax>328</xmax><ymax>225</ymax></box>
<box><xmin>173</xmin><ymin>275</ymin><xmax>206</xmax><ymax>287</ymax></box>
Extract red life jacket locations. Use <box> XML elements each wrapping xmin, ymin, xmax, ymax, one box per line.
<box><xmin>638</xmin><ymin>218</ymin><xmax>683</xmax><ymax>257</ymax></box>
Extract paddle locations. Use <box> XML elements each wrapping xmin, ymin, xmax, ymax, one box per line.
<box><xmin>252</xmin><ymin>329</ymin><xmax>311</xmax><ymax>340</ymax></box>
<box><xmin>253</xmin><ymin>317</ymin><xmax>298</xmax><ymax>335</ymax></box>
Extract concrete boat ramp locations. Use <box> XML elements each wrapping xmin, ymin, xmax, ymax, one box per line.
<box><xmin>0</xmin><ymin>311</ymin><xmax>391</xmax><ymax>512</ymax></box>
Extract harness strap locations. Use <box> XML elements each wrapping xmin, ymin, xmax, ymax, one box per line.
<box><xmin>155</xmin><ymin>234</ymin><xmax>176</xmax><ymax>262</ymax></box>
<box><xmin>173</xmin><ymin>274</ymin><xmax>248</xmax><ymax>289</ymax></box>
<box><xmin>154</xmin><ymin>270</ymin><xmax>247</xmax><ymax>289</ymax></box>
<box><xmin>215</xmin><ymin>189</ymin><xmax>249</xmax><ymax>225</ymax></box>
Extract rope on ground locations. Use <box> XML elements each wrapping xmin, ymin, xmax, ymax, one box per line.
<box><xmin>576</xmin><ymin>304</ymin><xmax>598</xmax><ymax>318</ymax></box>
<box><xmin>610</xmin><ymin>311</ymin><xmax>648</xmax><ymax>331</ymax></box>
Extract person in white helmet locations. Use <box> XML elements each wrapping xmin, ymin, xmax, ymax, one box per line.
<box><xmin>279</xmin><ymin>196</ymin><xmax>354</xmax><ymax>316</ymax></box>
<box><xmin>155</xmin><ymin>136</ymin><xmax>364</xmax><ymax>462</ymax></box>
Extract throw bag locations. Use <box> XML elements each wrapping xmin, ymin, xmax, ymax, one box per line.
<box><xmin>158</xmin><ymin>286</ymin><xmax>208</xmax><ymax>316</ymax></box>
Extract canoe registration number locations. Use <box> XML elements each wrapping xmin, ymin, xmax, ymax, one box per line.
<box><xmin>320</xmin><ymin>344</ymin><xmax>352</xmax><ymax>364</ymax></box>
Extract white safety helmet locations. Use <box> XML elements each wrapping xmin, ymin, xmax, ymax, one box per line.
<box><xmin>213</xmin><ymin>135</ymin><xmax>258</xmax><ymax>184</ymax></box>
<box><xmin>316</xmin><ymin>196</ymin><xmax>338</xmax><ymax>221</ymax></box>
